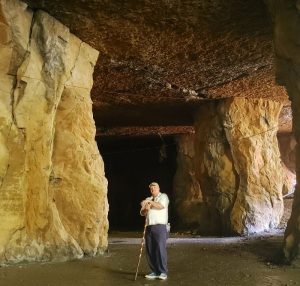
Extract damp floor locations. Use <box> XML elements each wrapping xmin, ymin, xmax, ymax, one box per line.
<box><xmin>0</xmin><ymin>232</ymin><xmax>299</xmax><ymax>286</ymax></box>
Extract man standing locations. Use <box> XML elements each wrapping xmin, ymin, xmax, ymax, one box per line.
<box><xmin>140</xmin><ymin>182</ymin><xmax>169</xmax><ymax>280</ymax></box>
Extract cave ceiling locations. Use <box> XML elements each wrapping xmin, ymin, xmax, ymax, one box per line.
<box><xmin>23</xmin><ymin>0</ymin><xmax>290</xmax><ymax>132</ymax></box>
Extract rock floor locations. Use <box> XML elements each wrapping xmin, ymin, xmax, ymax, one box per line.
<box><xmin>0</xmin><ymin>232</ymin><xmax>299</xmax><ymax>286</ymax></box>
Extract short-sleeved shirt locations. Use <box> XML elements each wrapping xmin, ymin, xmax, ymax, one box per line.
<box><xmin>146</xmin><ymin>192</ymin><xmax>169</xmax><ymax>226</ymax></box>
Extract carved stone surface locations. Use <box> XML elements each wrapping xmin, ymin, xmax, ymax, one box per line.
<box><xmin>224</xmin><ymin>98</ymin><xmax>283</xmax><ymax>234</ymax></box>
<box><xmin>192</xmin><ymin>98</ymin><xmax>283</xmax><ymax>235</ymax></box>
<box><xmin>0</xmin><ymin>0</ymin><xmax>108</xmax><ymax>263</ymax></box>
<box><xmin>174</xmin><ymin>98</ymin><xmax>283</xmax><ymax>235</ymax></box>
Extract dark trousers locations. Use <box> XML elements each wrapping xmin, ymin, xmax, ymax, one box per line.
<box><xmin>145</xmin><ymin>224</ymin><xmax>168</xmax><ymax>274</ymax></box>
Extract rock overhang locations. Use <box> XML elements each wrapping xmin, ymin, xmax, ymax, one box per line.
<box><xmin>22</xmin><ymin>0</ymin><xmax>290</xmax><ymax>129</ymax></box>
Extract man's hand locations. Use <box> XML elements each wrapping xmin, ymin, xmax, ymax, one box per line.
<box><xmin>140</xmin><ymin>200</ymin><xmax>152</xmax><ymax>216</ymax></box>
<box><xmin>141</xmin><ymin>199</ymin><xmax>152</xmax><ymax>209</ymax></box>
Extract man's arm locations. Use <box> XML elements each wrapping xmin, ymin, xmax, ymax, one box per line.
<box><xmin>148</xmin><ymin>194</ymin><xmax>169</xmax><ymax>210</ymax></box>
<box><xmin>147</xmin><ymin>200</ymin><xmax>164</xmax><ymax>210</ymax></box>
<box><xmin>140</xmin><ymin>196</ymin><xmax>166</xmax><ymax>215</ymax></box>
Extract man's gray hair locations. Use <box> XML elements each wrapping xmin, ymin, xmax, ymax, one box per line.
<box><xmin>149</xmin><ymin>182</ymin><xmax>159</xmax><ymax>188</ymax></box>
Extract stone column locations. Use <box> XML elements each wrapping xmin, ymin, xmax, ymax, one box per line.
<box><xmin>0</xmin><ymin>0</ymin><xmax>108</xmax><ymax>263</ymax></box>
<box><xmin>193</xmin><ymin>98</ymin><xmax>283</xmax><ymax>235</ymax></box>
<box><xmin>51</xmin><ymin>36</ymin><xmax>109</xmax><ymax>256</ymax></box>
<box><xmin>266</xmin><ymin>0</ymin><xmax>300</xmax><ymax>263</ymax></box>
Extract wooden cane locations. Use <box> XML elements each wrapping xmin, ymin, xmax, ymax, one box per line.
<box><xmin>134</xmin><ymin>218</ymin><xmax>147</xmax><ymax>281</ymax></box>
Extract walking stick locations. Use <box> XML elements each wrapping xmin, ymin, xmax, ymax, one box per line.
<box><xmin>134</xmin><ymin>217</ymin><xmax>147</xmax><ymax>281</ymax></box>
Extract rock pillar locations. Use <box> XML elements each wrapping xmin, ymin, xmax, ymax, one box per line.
<box><xmin>192</xmin><ymin>98</ymin><xmax>283</xmax><ymax>234</ymax></box>
<box><xmin>266</xmin><ymin>0</ymin><xmax>300</xmax><ymax>262</ymax></box>
<box><xmin>0</xmin><ymin>0</ymin><xmax>108</xmax><ymax>263</ymax></box>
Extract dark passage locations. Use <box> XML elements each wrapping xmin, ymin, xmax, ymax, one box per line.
<box><xmin>97</xmin><ymin>135</ymin><xmax>177</xmax><ymax>231</ymax></box>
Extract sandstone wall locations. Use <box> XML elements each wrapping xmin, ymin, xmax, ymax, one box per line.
<box><xmin>278</xmin><ymin>134</ymin><xmax>296</xmax><ymax>196</ymax></box>
<box><xmin>0</xmin><ymin>0</ymin><xmax>108</xmax><ymax>263</ymax></box>
<box><xmin>193</xmin><ymin>102</ymin><xmax>238</xmax><ymax>234</ymax></box>
<box><xmin>224</xmin><ymin>98</ymin><xmax>283</xmax><ymax>234</ymax></box>
<box><xmin>179</xmin><ymin>98</ymin><xmax>284</xmax><ymax>235</ymax></box>
<box><xmin>173</xmin><ymin>134</ymin><xmax>212</xmax><ymax>233</ymax></box>
<box><xmin>278</xmin><ymin>133</ymin><xmax>296</xmax><ymax>173</ymax></box>
<box><xmin>267</xmin><ymin>0</ymin><xmax>300</xmax><ymax>263</ymax></box>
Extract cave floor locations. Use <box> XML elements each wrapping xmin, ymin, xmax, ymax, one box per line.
<box><xmin>0</xmin><ymin>232</ymin><xmax>299</xmax><ymax>286</ymax></box>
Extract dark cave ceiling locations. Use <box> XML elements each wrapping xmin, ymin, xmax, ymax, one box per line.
<box><xmin>22</xmin><ymin>0</ymin><xmax>289</xmax><ymax>131</ymax></box>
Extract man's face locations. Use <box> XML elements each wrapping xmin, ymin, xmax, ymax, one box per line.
<box><xmin>150</xmin><ymin>185</ymin><xmax>160</xmax><ymax>197</ymax></box>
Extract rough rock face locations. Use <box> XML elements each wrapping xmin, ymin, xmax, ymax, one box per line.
<box><xmin>278</xmin><ymin>134</ymin><xmax>296</xmax><ymax>196</ymax></box>
<box><xmin>225</xmin><ymin>99</ymin><xmax>283</xmax><ymax>234</ymax></box>
<box><xmin>173</xmin><ymin>112</ymin><xmax>294</xmax><ymax>234</ymax></box>
<box><xmin>278</xmin><ymin>106</ymin><xmax>293</xmax><ymax>133</ymax></box>
<box><xmin>0</xmin><ymin>0</ymin><xmax>108</xmax><ymax>263</ymax></box>
<box><xmin>173</xmin><ymin>134</ymin><xmax>211</xmax><ymax>232</ymax></box>
<box><xmin>51</xmin><ymin>39</ymin><xmax>109</xmax><ymax>255</ymax></box>
<box><xmin>282</xmin><ymin>164</ymin><xmax>296</xmax><ymax>196</ymax></box>
<box><xmin>192</xmin><ymin>98</ymin><xmax>283</xmax><ymax>235</ymax></box>
<box><xmin>267</xmin><ymin>0</ymin><xmax>300</xmax><ymax>263</ymax></box>
<box><xmin>21</xmin><ymin>0</ymin><xmax>288</xmax><ymax>128</ymax></box>
<box><xmin>278</xmin><ymin>133</ymin><xmax>296</xmax><ymax>173</ymax></box>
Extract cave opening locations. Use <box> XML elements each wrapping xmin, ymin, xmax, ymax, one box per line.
<box><xmin>97</xmin><ymin>134</ymin><xmax>177</xmax><ymax>231</ymax></box>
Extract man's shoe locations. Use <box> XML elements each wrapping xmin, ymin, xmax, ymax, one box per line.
<box><xmin>158</xmin><ymin>273</ymin><xmax>168</xmax><ymax>280</ymax></box>
<box><xmin>145</xmin><ymin>272</ymin><xmax>158</xmax><ymax>279</ymax></box>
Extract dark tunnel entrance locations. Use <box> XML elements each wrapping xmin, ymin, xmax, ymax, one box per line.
<box><xmin>97</xmin><ymin>135</ymin><xmax>177</xmax><ymax>231</ymax></box>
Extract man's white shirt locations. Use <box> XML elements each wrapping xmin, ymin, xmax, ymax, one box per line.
<box><xmin>145</xmin><ymin>192</ymin><xmax>169</xmax><ymax>226</ymax></box>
